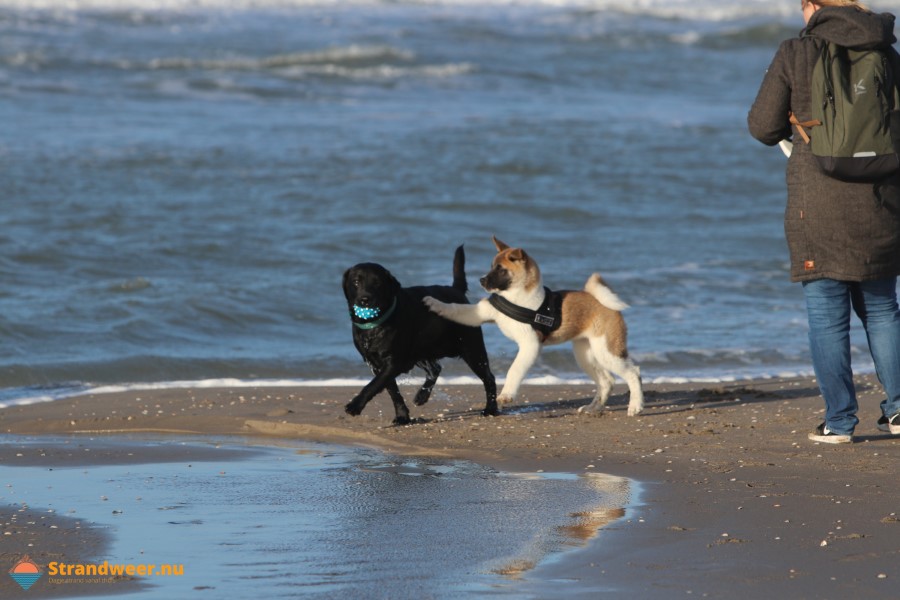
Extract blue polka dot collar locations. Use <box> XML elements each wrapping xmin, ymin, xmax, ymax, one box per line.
<box><xmin>351</xmin><ymin>297</ymin><xmax>398</xmax><ymax>330</ymax></box>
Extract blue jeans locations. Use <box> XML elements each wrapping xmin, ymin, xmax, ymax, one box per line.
<box><xmin>802</xmin><ymin>278</ymin><xmax>900</xmax><ymax>435</ymax></box>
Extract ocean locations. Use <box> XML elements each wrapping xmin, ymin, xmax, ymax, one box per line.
<box><xmin>3</xmin><ymin>0</ymin><xmax>900</xmax><ymax>406</ymax></box>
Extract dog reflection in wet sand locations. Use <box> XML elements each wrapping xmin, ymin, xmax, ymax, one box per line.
<box><xmin>424</xmin><ymin>237</ymin><xmax>643</xmax><ymax>416</ymax></box>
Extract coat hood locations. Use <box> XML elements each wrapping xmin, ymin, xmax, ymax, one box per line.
<box><xmin>804</xmin><ymin>6</ymin><xmax>897</xmax><ymax>50</ymax></box>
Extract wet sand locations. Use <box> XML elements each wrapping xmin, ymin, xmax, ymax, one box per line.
<box><xmin>1</xmin><ymin>375</ymin><xmax>899</xmax><ymax>598</ymax></box>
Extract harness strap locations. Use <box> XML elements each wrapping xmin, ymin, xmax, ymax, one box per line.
<box><xmin>488</xmin><ymin>287</ymin><xmax>561</xmax><ymax>341</ymax></box>
<box><xmin>488</xmin><ymin>294</ymin><xmax>542</xmax><ymax>325</ymax></box>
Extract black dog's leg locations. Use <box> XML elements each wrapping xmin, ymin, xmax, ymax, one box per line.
<box><xmin>414</xmin><ymin>360</ymin><xmax>442</xmax><ymax>406</ymax></box>
<box><xmin>345</xmin><ymin>368</ymin><xmax>396</xmax><ymax>417</ymax></box>
<box><xmin>346</xmin><ymin>371</ymin><xmax>411</xmax><ymax>425</ymax></box>
<box><xmin>384</xmin><ymin>379</ymin><xmax>412</xmax><ymax>426</ymax></box>
<box><xmin>461</xmin><ymin>345</ymin><xmax>499</xmax><ymax>417</ymax></box>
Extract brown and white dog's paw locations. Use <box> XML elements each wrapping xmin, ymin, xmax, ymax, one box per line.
<box><xmin>497</xmin><ymin>394</ymin><xmax>515</xmax><ymax>406</ymax></box>
<box><xmin>627</xmin><ymin>405</ymin><xmax>643</xmax><ymax>417</ymax></box>
<box><xmin>577</xmin><ymin>403</ymin><xmax>607</xmax><ymax>417</ymax></box>
<box><xmin>422</xmin><ymin>296</ymin><xmax>447</xmax><ymax>315</ymax></box>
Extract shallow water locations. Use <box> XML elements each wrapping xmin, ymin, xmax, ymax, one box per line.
<box><xmin>0</xmin><ymin>436</ymin><xmax>635</xmax><ymax>598</ymax></box>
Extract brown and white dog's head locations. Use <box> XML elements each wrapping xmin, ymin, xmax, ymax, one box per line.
<box><xmin>479</xmin><ymin>236</ymin><xmax>542</xmax><ymax>295</ymax></box>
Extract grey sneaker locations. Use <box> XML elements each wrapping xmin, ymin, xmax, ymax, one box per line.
<box><xmin>876</xmin><ymin>413</ymin><xmax>900</xmax><ymax>435</ymax></box>
<box><xmin>808</xmin><ymin>422</ymin><xmax>853</xmax><ymax>444</ymax></box>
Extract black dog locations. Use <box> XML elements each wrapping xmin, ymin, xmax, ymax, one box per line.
<box><xmin>342</xmin><ymin>245</ymin><xmax>498</xmax><ymax>425</ymax></box>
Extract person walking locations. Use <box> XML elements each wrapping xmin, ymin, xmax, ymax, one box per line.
<box><xmin>748</xmin><ymin>0</ymin><xmax>900</xmax><ymax>443</ymax></box>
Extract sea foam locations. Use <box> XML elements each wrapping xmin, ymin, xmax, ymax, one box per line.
<box><xmin>0</xmin><ymin>370</ymin><xmax>819</xmax><ymax>409</ymax></box>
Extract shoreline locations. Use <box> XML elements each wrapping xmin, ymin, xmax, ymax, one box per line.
<box><xmin>2</xmin><ymin>375</ymin><xmax>899</xmax><ymax>598</ymax></box>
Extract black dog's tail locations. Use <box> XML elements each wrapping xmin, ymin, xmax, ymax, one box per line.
<box><xmin>452</xmin><ymin>244</ymin><xmax>467</xmax><ymax>293</ymax></box>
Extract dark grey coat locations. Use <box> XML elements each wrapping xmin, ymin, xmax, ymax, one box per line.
<box><xmin>748</xmin><ymin>6</ymin><xmax>900</xmax><ymax>283</ymax></box>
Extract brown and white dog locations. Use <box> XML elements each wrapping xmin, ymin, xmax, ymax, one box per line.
<box><xmin>423</xmin><ymin>237</ymin><xmax>643</xmax><ymax>416</ymax></box>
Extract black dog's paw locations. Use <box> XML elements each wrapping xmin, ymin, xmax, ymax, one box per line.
<box><xmin>482</xmin><ymin>405</ymin><xmax>500</xmax><ymax>417</ymax></box>
<box><xmin>344</xmin><ymin>401</ymin><xmax>364</xmax><ymax>416</ymax></box>
<box><xmin>413</xmin><ymin>389</ymin><xmax>431</xmax><ymax>406</ymax></box>
<box><xmin>392</xmin><ymin>415</ymin><xmax>412</xmax><ymax>426</ymax></box>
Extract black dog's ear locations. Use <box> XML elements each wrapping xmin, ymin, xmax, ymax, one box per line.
<box><xmin>342</xmin><ymin>268</ymin><xmax>354</xmax><ymax>300</ymax></box>
<box><xmin>387</xmin><ymin>270</ymin><xmax>402</xmax><ymax>292</ymax></box>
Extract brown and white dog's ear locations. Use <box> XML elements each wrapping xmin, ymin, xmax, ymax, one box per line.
<box><xmin>507</xmin><ymin>248</ymin><xmax>528</xmax><ymax>262</ymax></box>
<box><xmin>492</xmin><ymin>236</ymin><xmax>510</xmax><ymax>252</ymax></box>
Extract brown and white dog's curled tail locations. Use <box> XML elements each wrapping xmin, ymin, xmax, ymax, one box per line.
<box><xmin>584</xmin><ymin>273</ymin><xmax>629</xmax><ymax>312</ymax></box>
<box><xmin>452</xmin><ymin>244</ymin><xmax>467</xmax><ymax>293</ymax></box>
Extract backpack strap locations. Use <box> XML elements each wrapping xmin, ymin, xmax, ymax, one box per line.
<box><xmin>789</xmin><ymin>33</ymin><xmax>827</xmax><ymax>145</ymax></box>
<box><xmin>884</xmin><ymin>48</ymin><xmax>900</xmax><ymax>110</ymax></box>
<box><xmin>789</xmin><ymin>112</ymin><xmax>821</xmax><ymax>144</ymax></box>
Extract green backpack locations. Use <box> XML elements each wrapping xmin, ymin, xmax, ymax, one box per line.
<box><xmin>792</xmin><ymin>39</ymin><xmax>900</xmax><ymax>182</ymax></box>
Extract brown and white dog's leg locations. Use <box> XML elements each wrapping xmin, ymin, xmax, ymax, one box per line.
<box><xmin>588</xmin><ymin>336</ymin><xmax>644</xmax><ymax>416</ymax></box>
<box><xmin>574</xmin><ymin>339</ymin><xmax>614</xmax><ymax>414</ymax></box>
<box><xmin>498</xmin><ymin>337</ymin><xmax>541</xmax><ymax>405</ymax></box>
<box><xmin>622</xmin><ymin>361</ymin><xmax>644</xmax><ymax>416</ymax></box>
<box><xmin>422</xmin><ymin>296</ymin><xmax>493</xmax><ymax>327</ymax></box>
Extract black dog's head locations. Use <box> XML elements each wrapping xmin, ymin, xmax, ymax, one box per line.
<box><xmin>342</xmin><ymin>263</ymin><xmax>402</xmax><ymax>324</ymax></box>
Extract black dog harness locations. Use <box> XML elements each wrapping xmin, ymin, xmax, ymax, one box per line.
<box><xmin>488</xmin><ymin>287</ymin><xmax>563</xmax><ymax>341</ymax></box>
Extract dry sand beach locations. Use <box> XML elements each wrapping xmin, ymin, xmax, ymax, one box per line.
<box><xmin>1</xmin><ymin>375</ymin><xmax>899</xmax><ymax>598</ymax></box>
